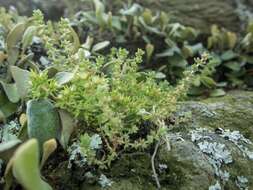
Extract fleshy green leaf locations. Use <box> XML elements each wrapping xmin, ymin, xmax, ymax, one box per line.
<box><xmin>224</xmin><ymin>62</ymin><xmax>241</xmax><ymax>72</ymax></box>
<box><xmin>10</xmin><ymin>66</ymin><xmax>30</xmax><ymax>99</ymax></box>
<box><xmin>58</xmin><ymin>110</ymin><xmax>75</xmax><ymax>149</ymax></box>
<box><xmin>0</xmin><ymin>92</ymin><xmax>18</xmax><ymax>122</ymax></box>
<box><xmin>6</xmin><ymin>23</ymin><xmax>26</xmax><ymax>65</ymax></box>
<box><xmin>92</xmin><ymin>41</ymin><xmax>110</xmax><ymax>52</ymax></box>
<box><xmin>12</xmin><ymin>139</ymin><xmax>53</xmax><ymax>190</ymax></box>
<box><xmin>145</xmin><ymin>43</ymin><xmax>154</xmax><ymax>63</ymax></box>
<box><xmin>93</xmin><ymin>0</ymin><xmax>106</xmax><ymax>26</ymax></box>
<box><xmin>55</xmin><ymin>72</ymin><xmax>74</xmax><ymax>86</ymax></box>
<box><xmin>26</xmin><ymin>99</ymin><xmax>61</xmax><ymax>148</ymax></box>
<box><xmin>22</xmin><ymin>25</ymin><xmax>37</xmax><ymax>53</ymax></box>
<box><xmin>4</xmin><ymin>156</ymin><xmax>15</xmax><ymax>190</ymax></box>
<box><xmin>0</xmin><ymin>82</ymin><xmax>20</xmax><ymax>103</ymax></box>
<box><xmin>226</xmin><ymin>31</ymin><xmax>237</xmax><ymax>49</ymax></box>
<box><xmin>192</xmin><ymin>76</ymin><xmax>201</xmax><ymax>87</ymax></box>
<box><xmin>182</xmin><ymin>43</ymin><xmax>203</xmax><ymax>58</ymax></box>
<box><xmin>155</xmin><ymin>72</ymin><xmax>166</xmax><ymax>79</ymax></box>
<box><xmin>70</xmin><ymin>27</ymin><xmax>80</xmax><ymax>53</ymax></box>
<box><xmin>156</xmin><ymin>47</ymin><xmax>180</xmax><ymax>58</ymax></box>
<box><xmin>221</xmin><ymin>50</ymin><xmax>237</xmax><ymax>61</ymax></box>
<box><xmin>41</xmin><ymin>139</ymin><xmax>57</xmax><ymax>168</ymax></box>
<box><xmin>200</xmin><ymin>76</ymin><xmax>216</xmax><ymax>88</ymax></box>
<box><xmin>169</xmin><ymin>54</ymin><xmax>188</xmax><ymax>68</ymax></box>
<box><xmin>138</xmin><ymin>17</ymin><xmax>163</xmax><ymax>35</ymax></box>
<box><xmin>210</xmin><ymin>89</ymin><xmax>226</xmax><ymax>97</ymax></box>
<box><xmin>119</xmin><ymin>3</ymin><xmax>142</xmax><ymax>16</ymax></box>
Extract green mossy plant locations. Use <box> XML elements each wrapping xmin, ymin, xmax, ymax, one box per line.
<box><xmin>19</xmin><ymin>10</ymin><xmax>213</xmax><ymax>168</ymax></box>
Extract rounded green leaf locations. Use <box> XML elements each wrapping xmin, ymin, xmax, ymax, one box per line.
<box><xmin>22</xmin><ymin>26</ymin><xmax>37</xmax><ymax>52</ymax></box>
<box><xmin>10</xmin><ymin>66</ymin><xmax>30</xmax><ymax>99</ymax></box>
<box><xmin>12</xmin><ymin>139</ymin><xmax>53</xmax><ymax>190</ymax></box>
<box><xmin>54</xmin><ymin>72</ymin><xmax>74</xmax><ymax>86</ymax></box>
<box><xmin>0</xmin><ymin>92</ymin><xmax>18</xmax><ymax>122</ymax></box>
<box><xmin>26</xmin><ymin>99</ymin><xmax>61</xmax><ymax>148</ymax></box>
<box><xmin>6</xmin><ymin>23</ymin><xmax>26</xmax><ymax>65</ymax></box>
<box><xmin>70</xmin><ymin>27</ymin><xmax>80</xmax><ymax>53</ymax></box>
<box><xmin>119</xmin><ymin>3</ymin><xmax>142</xmax><ymax>16</ymax></box>
<box><xmin>58</xmin><ymin>110</ymin><xmax>75</xmax><ymax>149</ymax></box>
<box><xmin>210</xmin><ymin>89</ymin><xmax>226</xmax><ymax>97</ymax></box>
<box><xmin>0</xmin><ymin>82</ymin><xmax>20</xmax><ymax>103</ymax></box>
<box><xmin>41</xmin><ymin>139</ymin><xmax>57</xmax><ymax>168</ymax></box>
<box><xmin>92</xmin><ymin>41</ymin><xmax>110</xmax><ymax>52</ymax></box>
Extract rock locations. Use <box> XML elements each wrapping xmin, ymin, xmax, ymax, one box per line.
<box><xmin>139</xmin><ymin>0</ymin><xmax>242</xmax><ymax>33</ymax></box>
<box><xmin>1</xmin><ymin>0</ymin><xmax>253</xmax><ymax>33</ymax></box>
<box><xmin>187</xmin><ymin>90</ymin><xmax>253</xmax><ymax>141</ymax></box>
<box><xmin>0</xmin><ymin>0</ymin><xmax>64</xmax><ymax>20</ymax></box>
<box><xmin>43</xmin><ymin>91</ymin><xmax>253</xmax><ymax>189</ymax></box>
<box><xmin>158</xmin><ymin>129</ymin><xmax>253</xmax><ymax>190</ymax></box>
<box><xmin>154</xmin><ymin>90</ymin><xmax>253</xmax><ymax>189</ymax></box>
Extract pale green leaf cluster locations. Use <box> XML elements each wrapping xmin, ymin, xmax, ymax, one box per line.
<box><xmin>25</xmin><ymin>9</ymin><xmax>210</xmax><ymax>167</ymax></box>
<box><xmin>29</xmin><ymin>46</ymin><xmax>207</xmax><ymax>166</ymax></box>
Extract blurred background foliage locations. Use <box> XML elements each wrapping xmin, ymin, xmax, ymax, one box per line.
<box><xmin>0</xmin><ymin>0</ymin><xmax>253</xmax><ymax>97</ymax></box>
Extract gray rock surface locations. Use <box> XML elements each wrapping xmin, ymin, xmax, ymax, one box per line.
<box><xmin>46</xmin><ymin>91</ymin><xmax>253</xmax><ymax>190</ymax></box>
<box><xmin>1</xmin><ymin>0</ymin><xmax>253</xmax><ymax>33</ymax></box>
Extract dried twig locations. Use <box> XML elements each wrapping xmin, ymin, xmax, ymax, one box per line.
<box><xmin>151</xmin><ymin>141</ymin><xmax>161</xmax><ymax>189</ymax></box>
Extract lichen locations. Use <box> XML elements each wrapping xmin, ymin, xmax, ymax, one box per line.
<box><xmin>209</xmin><ymin>181</ymin><xmax>221</xmax><ymax>190</ymax></box>
<box><xmin>200</xmin><ymin>91</ymin><xmax>253</xmax><ymax>141</ymax></box>
<box><xmin>236</xmin><ymin>176</ymin><xmax>249</xmax><ymax>190</ymax></box>
<box><xmin>98</xmin><ymin>174</ymin><xmax>113</xmax><ymax>188</ymax></box>
<box><xmin>67</xmin><ymin>143</ymin><xmax>87</xmax><ymax>169</ymax></box>
<box><xmin>0</xmin><ymin>120</ymin><xmax>20</xmax><ymax>142</ymax></box>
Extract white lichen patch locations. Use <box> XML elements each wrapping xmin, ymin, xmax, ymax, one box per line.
<box><xmin>197</xmin><ymin>141</ymin><xmax>233</xmax><ymax>165</ymax></box>
<box><xmin>0</xmin><ymin>120</ymin><xmax>20</xmax><ymax>142</ymax></box>
<box><xmin>236</xmin><ymin>176</ymin><xmax>249</xmax><ymax>190</ymax></box>
<box><xmin>220</xmin><ymin>130</ymin><xmax>253</xmax><ymax>160</ymax></box>
<box><xmin>209</xmin><ymin>181</ymin><xmax>221</xmax><ymax>190</ymax></box>
<box><xmin>190</xmin><ymin>128</ymin><xmax>252</xmax><ymax>189</ymax></box>
<box><xmin>67</xmin><ymin>143</ymin><xmax>87</xmax><ymax>168</ymax></box>
<box><xmin>98</xmin><ymin>174</ymin><xmax>113</xmax><ymax>188</ymax></box>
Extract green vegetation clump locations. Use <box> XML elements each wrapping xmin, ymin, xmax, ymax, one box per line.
<box><xmin>18</xmin><ymin>10</ymin><xmax>209</xmax><ymax>167</ymax></box>
<box><xmin>0</xmin><ymin>2</ymin><xmax>252</xmax><ymax>189</ymax></box>
<box><xmin>29</xmin><ymin>45</ymin><xmax>207</xmax><ymax>166</ymax></box>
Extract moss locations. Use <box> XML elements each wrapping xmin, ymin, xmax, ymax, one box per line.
<box><xmin>224</xmin><ymin>150</ymin><xmax>253</xmax><ymax>189</ymax></box>
<box><xmin>110</xmin><ymin>153</ymin><xmax>152</xmax><ymax>177</ymax></box>
<box><xmin>83</xmin><ymin>151</ymin><xmax>188</xmax><ymax>190</ymax></box>
<box><xmin>199</xmin><ymin>91</ymin><xmax>253</xmax><ymax>141</ymax></box>
<box><xmin>43</xmin><ymin>161</ymin><xmax>80</xmax><ymax>190</ymax></box>
<box><xmin>81</xmin><ymin>152</ymin><xmax>157</xmax><ymax>190</ymax></box>
<box><xmin>83</xmin><ymin>178</ymin><xmax>158</xmax><ymax>190</ymax></box>
<box><xmin>157</xmin><ymin>142</ymin><xmax>214</xmax><ymax>190</ymax></box>
<box><xmin>159</xmin><ymin>161</ymin><xmax>188</xmax><ymax>189</ymax></box>
<box><xmin>179</xmin><ymin>91</ymin><xmax>253</xmax><ymax>141</ymax></box>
